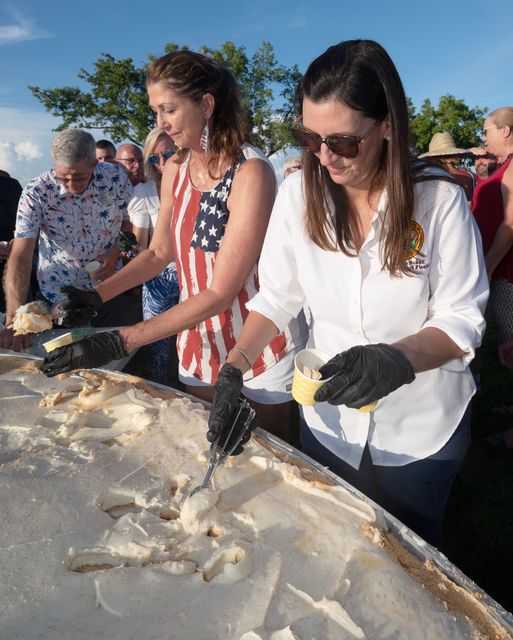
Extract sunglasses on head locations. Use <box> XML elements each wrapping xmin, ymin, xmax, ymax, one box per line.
<box><xmin>290</xmin><ymin>118</ymin><xmax>382</xmax><ymax>158</ymax></box>
<box><xmin>149</xmin><ymin>150</ymin><xmax>174</xmax><ymax>165</ymax></box>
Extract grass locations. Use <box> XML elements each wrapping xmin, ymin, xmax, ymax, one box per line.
<box><xmin>442</xmin><ymin>312</ymin><xmax>513</xmax><ymax>614</ymax></box>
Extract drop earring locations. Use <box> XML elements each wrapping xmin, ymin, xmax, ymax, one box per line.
<box><xmin>200</xmin><ymin>122</ymin><xmax>210</xmax><ymax>155</ymax></box>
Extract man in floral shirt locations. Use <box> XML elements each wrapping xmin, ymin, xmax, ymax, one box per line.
<box><xmin>0</xmin><ymin>129</ymin><xmax>137</xmax><ymax>351</ymax></box>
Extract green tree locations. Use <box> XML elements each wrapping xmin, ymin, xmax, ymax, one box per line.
<box><xmin>30</xmin><ymin>54</ymin><xmax>152</xmax><ymax>145</ymax></box>
<box><xmin>409</xmin><ymin>94</ymin><xmax>487</xmax><ymax>154</ymax></box>
<box><xmin>201</xmin><ymin>40</ymin><xmax>302</xmax><ymax>155</ymax></box>
<box><xmin>29</xmin><ymin>41</ymin><xmax>300</xmax><ymax>154</ymax></box>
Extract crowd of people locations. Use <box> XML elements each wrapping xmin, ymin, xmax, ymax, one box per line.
<box><xmin>1</xmin><ymin>38</ymin><xmax>512</xmax><ymax>547</ymax></box>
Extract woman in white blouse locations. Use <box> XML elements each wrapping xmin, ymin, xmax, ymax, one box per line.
<box><xmin>208</xmin><ymin>40</ymin><xmax>489</xmax><ymax>547</ymax></box>
<box><xmin>128</xmin><ymin>127</ymin><xmax>179</xmax><ymax>385</ymax></box>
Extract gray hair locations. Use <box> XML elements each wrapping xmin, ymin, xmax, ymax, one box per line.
<box><xmin>51</xmin><ymin>129</ymin><xmax>96</xmax><ymax>167</ymax></box>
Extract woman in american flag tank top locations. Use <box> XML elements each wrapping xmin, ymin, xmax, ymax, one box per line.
<box><xmin>43</xmin><ymin>50</ymin><xmax>307</xmax><ymax>442</ymax></box>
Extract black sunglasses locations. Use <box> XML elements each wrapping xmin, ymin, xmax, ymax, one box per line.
<box><xmin>149</xmin><ymin>150</ymin><xmax>174</xmax><ymax>165</ymax></box>
<box><xmin>290</xmin><ymin>119</ymin><xmax>382</xmax><ymax>158</ymax></box>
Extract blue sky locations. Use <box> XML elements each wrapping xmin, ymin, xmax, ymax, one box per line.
<box><xmin>1</xmin><ymin>0</ymin><xmax>512</xmax><ymax>184</ymax></box>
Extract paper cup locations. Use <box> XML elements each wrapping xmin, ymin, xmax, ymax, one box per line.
<box><xmin>292</xmin><ymin>348</ymin><xmax>331</xmax><ymax>406</ymax></box>
<box><xmin>85</xmin><ymin>260</ymin><xmax>101</xmax><ymax>274</ymax></box>
<box><xmin>292</xmin><ymin>348</ymin><xmax>378</xmax><ymax>412</ymax></box>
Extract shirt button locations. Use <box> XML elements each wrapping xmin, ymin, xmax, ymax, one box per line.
<box><xmin>352</xmin><ymin>298</ymin><xmax>358</xmax><ymax>304</ymax></box>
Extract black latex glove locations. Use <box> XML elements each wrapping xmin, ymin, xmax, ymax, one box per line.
<box><xmin>207</xmin><ymin>363</ymin><xmax>258</xmax><ymax>455</ymax></box>
<box><xmin>58</xmin><ymin>286</ymin><xmax>103</xmax><ymax>328</ymax></box>
<box><xmin>314</xmin><ymin>343</ymin><xmax>415</xmax><ymax>408</ymax></box>
<box><xmin>40</xmin><ymin>331</ymin><xmax>128</xmax><ymax>377</ymax></box>
<box><xmin>118</xmin><ymin>231</ymin><xmax>138</xmax><ymax>254</ymax></box>
<box><xmin>218</xmin><ymin>401</ymin><xmax>257</xmax><ymax>455</ymax></box>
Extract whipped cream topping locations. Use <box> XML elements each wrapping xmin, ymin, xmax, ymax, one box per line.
<box><xmin>9</xmin><ymin>300</ymin><xmax>52</xmax><ymax>335</ymax></box>
<box><xmin>0</xmin><ymin>358</ymin><xmax>506</xmax><ymax>640</ymax></box>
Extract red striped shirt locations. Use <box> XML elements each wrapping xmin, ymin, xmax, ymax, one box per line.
<box><xmin>171</xmin><ymin>148</ymin><xmax>292</xmax><ymax>384</ymax></box>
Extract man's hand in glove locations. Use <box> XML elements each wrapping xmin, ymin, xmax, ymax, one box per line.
<box><xmin>207</xmin><ymin>363</ymin><xmax>257</xmax><ymax>455</ymax></box>
<box><xmin>57</xmin><ymin>286</ymin><xmax>103</xmax><ymax>327</ymax></box>
<box><xmin>40</xmin><ymin>331</ymin><xmax>128</xmax><ymax>377</ymax></box>
<box><xmin>314</xmin><ymin>343</ymin><xmax>415</xmax><ymax>408</ymax></box>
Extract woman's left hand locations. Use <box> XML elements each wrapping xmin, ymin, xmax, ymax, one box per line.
<box><xmin>314</xmin><ymin>343</ymin><xmax>415</xmax><ymax>408</ymax></box>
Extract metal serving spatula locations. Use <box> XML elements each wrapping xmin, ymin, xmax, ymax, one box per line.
<box><xmin>188</xmin><ymin>399</ymin><xmax>256</xmax><ymax>498</ymax></box>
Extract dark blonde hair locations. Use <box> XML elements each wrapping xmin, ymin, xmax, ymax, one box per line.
<box><xmin>142</xmin><ymin>127</ymin><xmax>174</xmax><ymax>183</ymax></box>
<box><xmin>488</xmin><ymin>107</ymin><xmax>513</xmax><ymax>130</ymax></box>
<box><xmin>146</xmin><ymin>51</ymin><xmax>246</xmax><ymax>176</ymax></box>
<box><xmin>298</xmin><ymin>40</ymin><xmax>414</xmax><ymax>276</ymax></box>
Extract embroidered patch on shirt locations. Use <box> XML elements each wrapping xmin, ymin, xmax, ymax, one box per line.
<box><xmin>406</xmin><ymin>256</ymin><xmax>429</xmax><ymax>271</ymax></box>
<box><xmin>404</xmin><ymin>220</ymin><xmax>424</xmax><ymax>260</ymax></box>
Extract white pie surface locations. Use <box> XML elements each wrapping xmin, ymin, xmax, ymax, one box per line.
<box><xmin>0</xmin><ymin>358</ymin><xmax>505</xmax><ymax>640</ymax></box>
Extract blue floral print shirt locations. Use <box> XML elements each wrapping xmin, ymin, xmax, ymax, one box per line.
<box><xmin>15</xmin><ymin>163</ymin><xmax>133</xmax><ymax>302</ymax></box>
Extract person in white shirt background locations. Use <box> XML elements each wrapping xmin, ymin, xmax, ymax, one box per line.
<box><xmin>208</xmin><ymin>39</ymin><xmax>489</xmax><ymax>547</ymax></box>
<box><xmin>127</xmin><ymin>127</ymin><xmax>180</xmax><ymax>385</ymax></box>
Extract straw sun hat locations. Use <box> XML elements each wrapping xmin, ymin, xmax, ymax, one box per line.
<box><xmin>418</xmin><ymin>132</ymin><xmax>471</xmax><ymax>158</ymax></box>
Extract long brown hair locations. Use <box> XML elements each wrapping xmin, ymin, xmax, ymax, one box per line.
<box><xmin>298</xmin><ymin>40</ymin><xmax>414</xmax><ymax>276</ymax></box>
<box><xmin>146</xmin><ymin>51</ymin><xmax>247</xmax><ymax>176</ymax></box>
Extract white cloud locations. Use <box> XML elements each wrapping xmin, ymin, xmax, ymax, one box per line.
<box><xmin>0</xmin><ymin>106</ymin><xmax>57</xmax><ymax>184</ymax></box>
<box><xmin>0</xmin><ymin>141</ymin><xmax>16</xmax><ymax>173</ymax></box>
<box><xmin>0</xmin><ymin>106</ymin><xmax>115</xmax><ymax>186</ymax></box>
<box><xmin>0</xmin><ymin>8</ymin><xmax>52</xmax><ymax>44</ymax></box>
<box><xmin>0</xmin><ymin>140</ymin><xmax>44</xmax><ymax>178</ymax></box>
<box><xmin>14</xmin><ymin>140</ymin><xmax>42</xmax><ymax>161</ymax></box>
<box><xmin>0</xmin><ymin>106</ymin><xmax>59</xmax><ymax>140</ymax></box>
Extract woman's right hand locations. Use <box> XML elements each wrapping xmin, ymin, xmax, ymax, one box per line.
<box><xmin>58</xmin><ymin>286</ymin><xmax>103</xmax><ymax>327</ymax></box>
<box><xmin>207</xmin><ymin>364</ymin><xmax>256</xmax><ymax>455</ymax></box>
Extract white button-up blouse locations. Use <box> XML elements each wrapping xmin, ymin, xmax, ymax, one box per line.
<box><xmin>247</xmin><ymin>170</ymin><xmax>489</xmax><ymax>469</ymax></box>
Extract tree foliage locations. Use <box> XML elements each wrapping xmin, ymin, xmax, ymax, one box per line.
<box><xmin>29</xmin><ymin>41</ymin><xmax>301</xmax><ymax>154</ymax></box>
<box><xmin>409</xmin><ymin>94</ymin><xmax>487</xmax><ymax>154</ymax></box>
<box><xmin>30</xmin><ymin>54</ymin><xmax>152</xmax><ymax>145</ymax></box>
<box><xmin>201</xmin><ymin>41</ymin><xmax>302</xmax><ymax>155</ymax></box>
<box><xmin>30</xmin><ymin>43</ymin><xmax>487</xmax><ymax>158</ymax></box>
